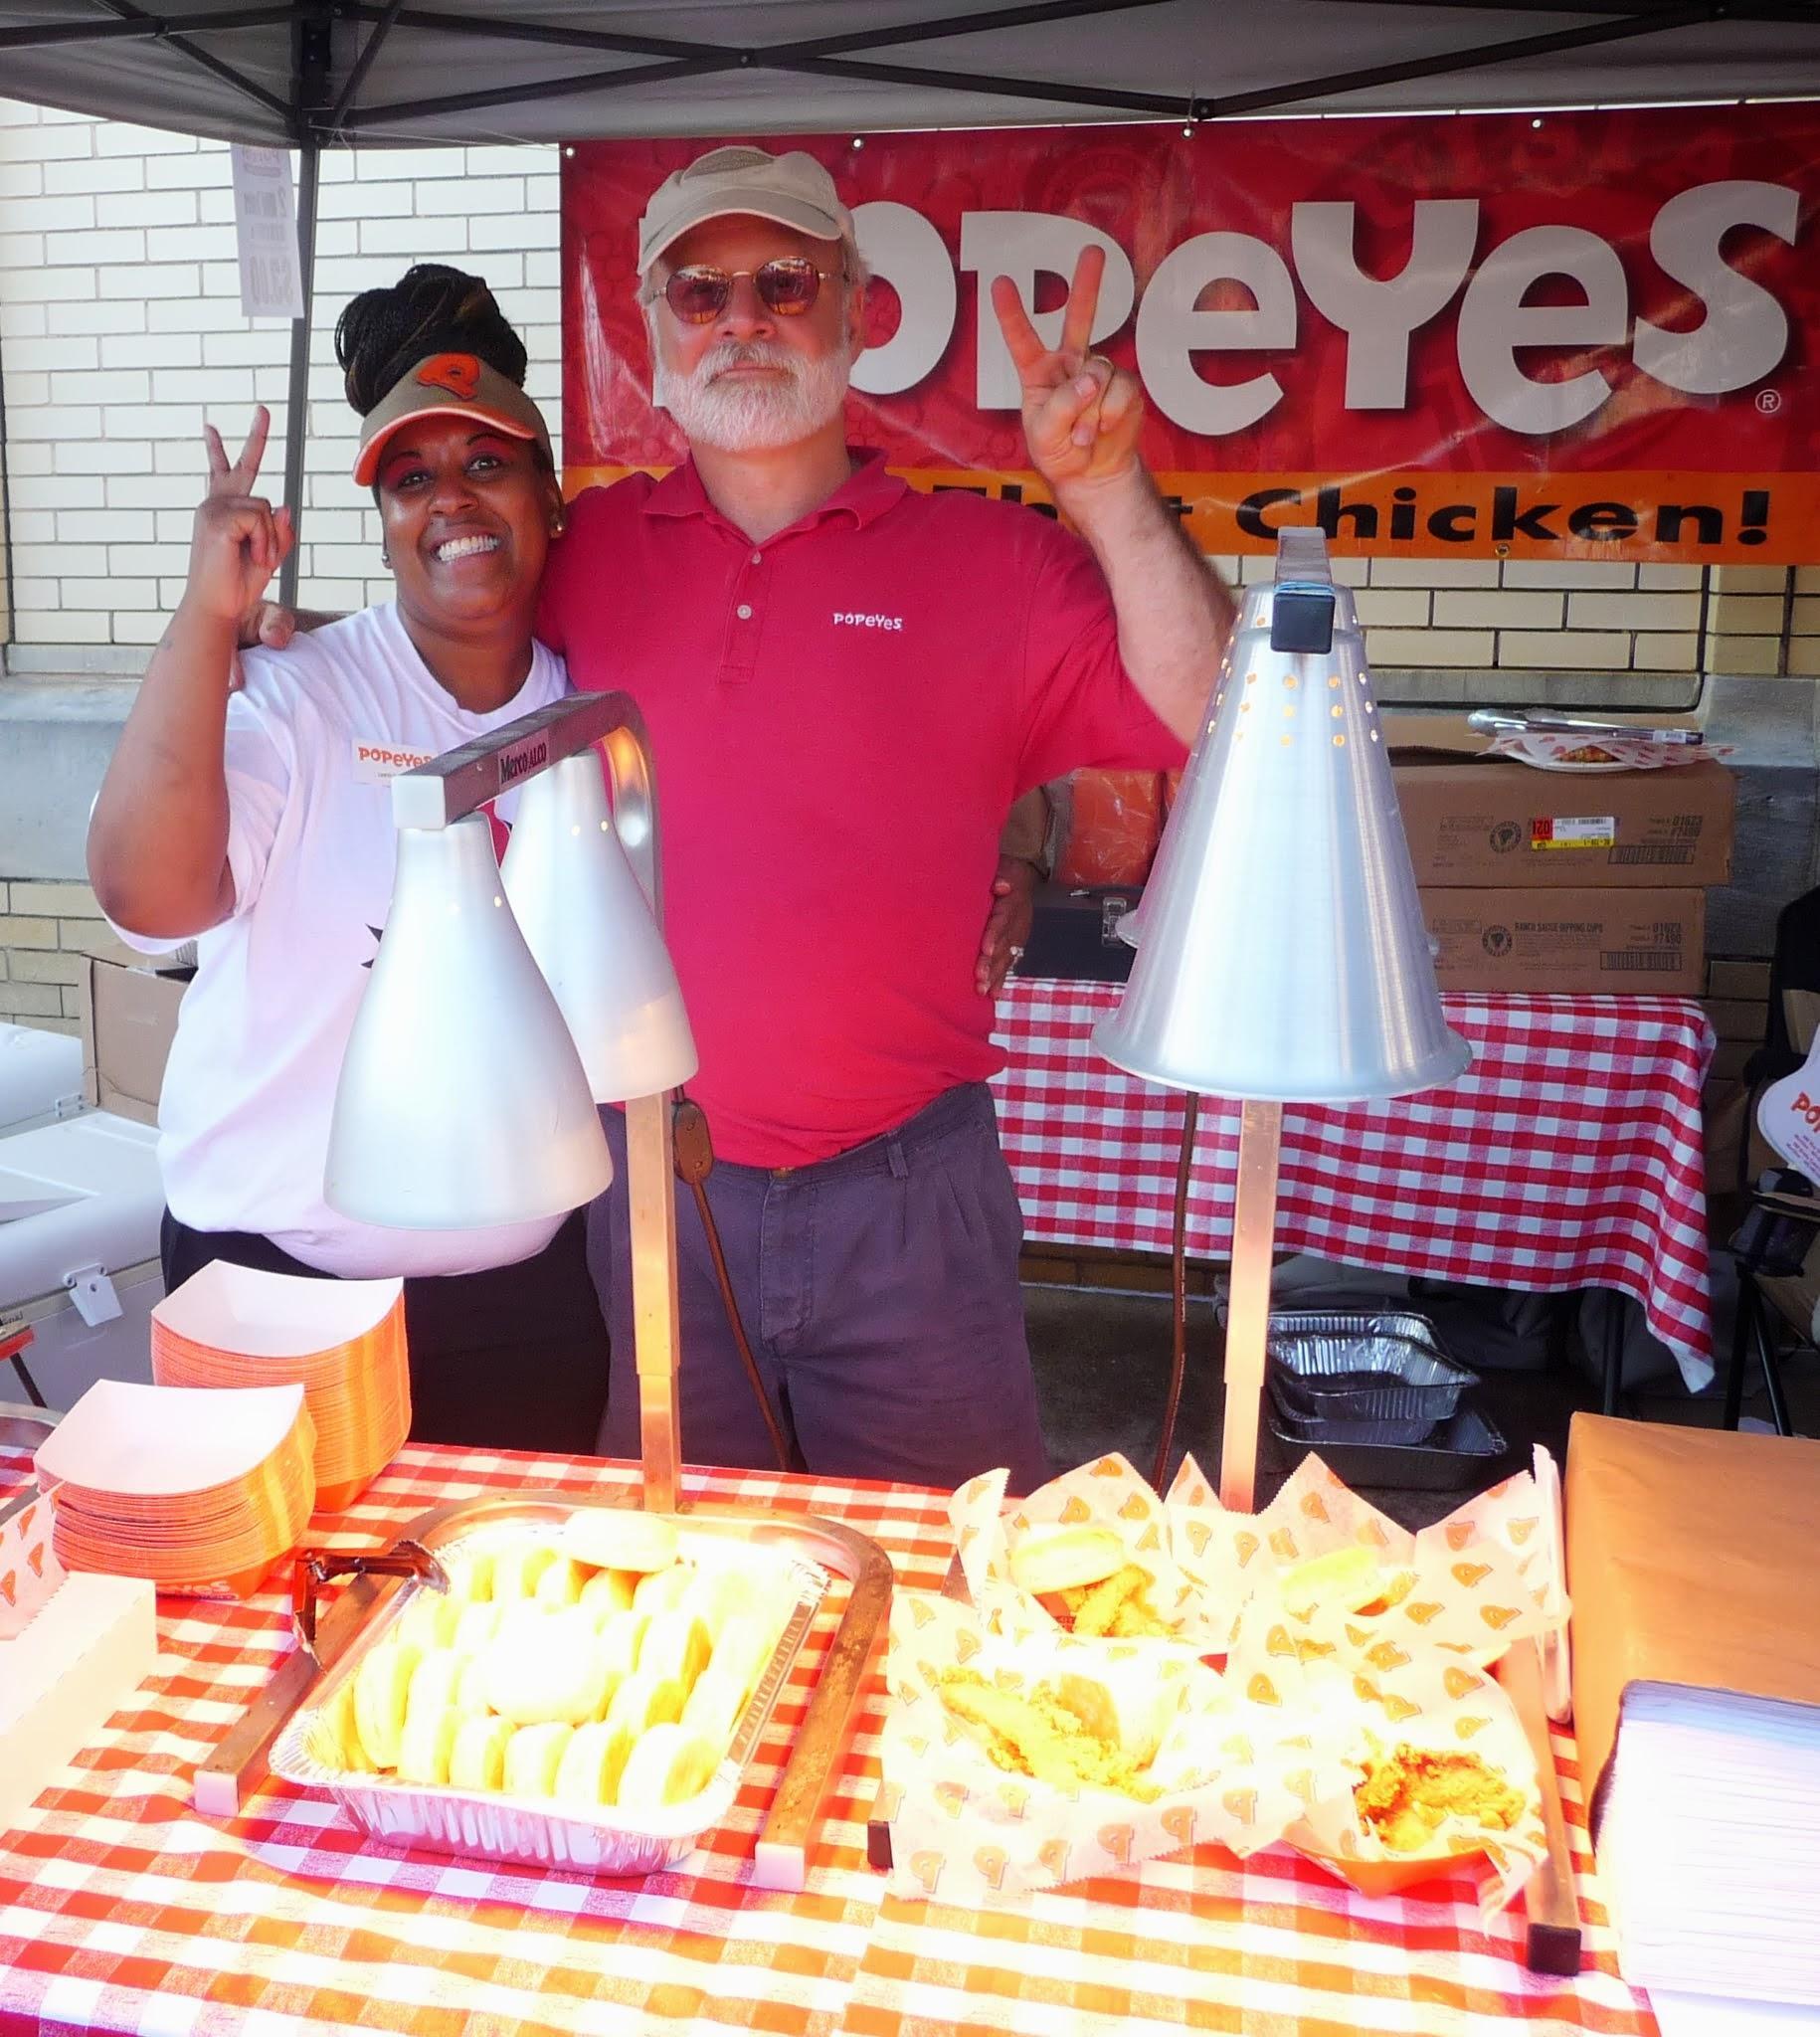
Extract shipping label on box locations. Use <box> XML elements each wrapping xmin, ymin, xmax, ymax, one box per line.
<box><xmin>1394</xmin><ymin>759</ymin><xmax>1734</xmax><ymax>888</ymax></box>
<box><xmin>1420</xmin><ymin>887</ymin><xmax>1705</xmax><ymax>994</ymax></box>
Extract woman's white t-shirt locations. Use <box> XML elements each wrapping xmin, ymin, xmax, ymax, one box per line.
<box><xmin>122</xmin><ymin>602</ymin><xmax>573</xmax><ymax>1278</ymax></box>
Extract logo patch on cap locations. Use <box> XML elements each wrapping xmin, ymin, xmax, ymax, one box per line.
<box><xmin>415</xmin><ymin>353</ymin><xmax>481</xmax><ymax>400</ymax></box>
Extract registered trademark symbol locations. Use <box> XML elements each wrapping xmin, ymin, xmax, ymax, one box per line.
<box><xmin>1757</xmin><ymin>388</ymin><xmax>1783</xmax><ymax>415</ymax></box>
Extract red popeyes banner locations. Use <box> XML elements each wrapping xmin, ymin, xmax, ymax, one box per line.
<box><xmin>562</xmin><ymin>106</ymin><xmax>1820</xmax><ymax>562</ymax></box>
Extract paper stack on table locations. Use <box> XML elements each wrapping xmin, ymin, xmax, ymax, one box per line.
<box><xmin>1567</xmin><ymin>1415</ymin><xmax>1820</xmax><ymax>2017</ymax></box>
<box><xmin>151</xmin><ymin>1261</ymin><xmax>408</xmax><ymax>1511</ymax></box>
<box><xmin>1601</xmin><ymin>1687</ymin><xmax>1820</xmax><ymax>2005</ymax></box>
<box><xmin>34</xmin><ymin>1378</ymin><xmax>316</xmax><ymax>1598</ymax></box>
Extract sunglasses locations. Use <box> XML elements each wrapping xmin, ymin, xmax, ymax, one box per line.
<box><xmin>645</xmin><ymin>257</ymin><xmax>844</xmax><ymax>325</ymax></box>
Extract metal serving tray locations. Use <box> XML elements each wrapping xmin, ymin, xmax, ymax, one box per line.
<box><xmin>272</xmin><ymin>1506</ymin><xmax>821</xmax><ymax>1877</ymax></box>
<box><xmin>1266</xmin><ymin>1309</ymin><xmax>1472</xmax><ymax>1445</ymax></box>
<box><xmin>208</xmin><ymin>1490</ymin><xmax>893</xmax><ymax>1891</ymax></box>
<box><xmin>1267</xmin><ymin>1400</ymin><xmax>1507</xmax><ymax>1492</ymax></box>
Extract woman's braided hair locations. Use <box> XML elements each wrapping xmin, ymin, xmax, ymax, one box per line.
<box><xmin>335</xmin><ymin>263</ymin><xmax>528</xmax><ymax>417</ymax></box>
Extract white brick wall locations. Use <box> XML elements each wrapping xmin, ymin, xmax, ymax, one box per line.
<box><xmin>1</xmin><ymin>98</ymin><xmax>561</xmax><ymax>647</ymax></box>
<box><xmin>4</xmin><ymin>98</ymin><xmax>1819</xmax><ymax>682</ymax></box>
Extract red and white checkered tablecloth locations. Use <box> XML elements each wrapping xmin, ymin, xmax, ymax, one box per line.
<box><xmin>0</xmin><ymin>1444</ymin><xmax>1658</xmax><ymax>2037</ymax></box>
<box><xmin>993</xmin><ymin>979</ymin><xmax>1718</xmax><ymax>1391</ymax></box>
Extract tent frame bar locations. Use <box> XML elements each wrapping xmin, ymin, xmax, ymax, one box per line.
<box><xmin>87</xmin><ymin>0</ymin><xmax>292</xmax><ymax>123</ymax></box>
<box><xmin>328</xmin><ymin>0</ymin><xmax>1756</xmax><ymax>135</ymax></box>
<box><xmin>0</xmin><ymin>6</ymin><xmax>293</xmax><ymax>52</ymax></box>
<box><xmin>1209</xmin><ymin>3</ymin><xmax>1717</xmax><ymax>117</ymax></box>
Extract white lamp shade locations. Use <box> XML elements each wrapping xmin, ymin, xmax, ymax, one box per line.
<box><xmin>1095</xmin><ymin>563</ymin><xmax>1470</xmax><ymax>1102</ymax></box>
<box><xmin>501</xmin><ymin>752</ymin><xmax>698</xmax><ymax>1101</ymax></box>
<box><xmin>324</xmin><ymin>814</ymin><xmax>613</xmax><ymax>1227</ymax></box>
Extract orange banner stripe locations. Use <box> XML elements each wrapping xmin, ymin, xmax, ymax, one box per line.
<box><xmin>565</xmin><ymin>463</ymin><xmax>1814</xmax><ymax>564</ymax></box>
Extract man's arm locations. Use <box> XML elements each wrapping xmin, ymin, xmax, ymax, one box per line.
<box><xmin>992</xmin><ymin>249</ymin><xmax>1234</xmax><ymax>746</ymax></box>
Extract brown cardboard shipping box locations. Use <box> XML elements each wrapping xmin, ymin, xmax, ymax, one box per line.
<box><xmin>1421</xmin><ymin>886</ymin><xmax>1704</xmax><ymax>994</ymax></box>
<box><xmin>1565</xmin><ymin>1413</ymin><xmax>1820</xmax><ymax>1839</ymax></box>
<box><xmin>1393</xmin><ymin>757</ymin><xmax>1734</xmax><ymax>888</ymax></box>
<box><xmin>80</xmin><ymin>957</ymin><xmax>186</xmax><ymax>1126</ymax></box>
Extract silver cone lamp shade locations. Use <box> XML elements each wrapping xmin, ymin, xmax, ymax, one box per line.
<box><xmin>1093</xmin><ymin>530</ymin><xmax>1469</xmax><ymax>1516</ymax></box>
<box><xmin>1094</xmin><ymin>538</ymin><xmax>1469</xmax><ymax>1101</ymax></box>
<box><xmin>502</xmin><ymin>752</ymin><xmax>698</xmax><ymax>1102</ymax></box>
<box><xmin>324</xmin><ymin>814</ymin><xmax>613</xmax><ymax>1227</ymax></box>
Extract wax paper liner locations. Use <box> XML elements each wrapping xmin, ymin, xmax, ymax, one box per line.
<box><xmin>878</xmin><ymin>1585</ymin><xmax>1325</xmax><ymax>1903</ymax></box>
<box><xmin>952</xmin><ymin>1455</ymin><xmax>1229</xmax><ymax>1649</ymax></box>
<box><xmin>1165</xmin><ymin>1450</ymin><xmax>1568</xmax><ymax>1669</ymax></box>
<box><xmin>1261</xmin><ymin>1642</ymin><xmax>1548</xmax><ymax>1918</ymax></box>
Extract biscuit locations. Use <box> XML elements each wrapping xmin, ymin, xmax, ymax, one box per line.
<box><xmin>560</xmin><ymin>1510</ymin><xmax>680</xmax><ymax>1575</ymax></box>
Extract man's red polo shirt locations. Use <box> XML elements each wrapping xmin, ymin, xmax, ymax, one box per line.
<box><xmin>536</xmin><ymin>453</ymin><xmax>1185</xmax><ymax>1168</ymax></box>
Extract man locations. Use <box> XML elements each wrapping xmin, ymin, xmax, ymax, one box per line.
<box><xmin>532</xmin><ymin>145</ymin><xmax>1233</xmax><ymax>1493</ymax></box>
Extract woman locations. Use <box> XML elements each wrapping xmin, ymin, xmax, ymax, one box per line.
<box><xmin>88</xmin><ymin>265</ymin><xmax>607</xmax><ymax>1452</ymax></box>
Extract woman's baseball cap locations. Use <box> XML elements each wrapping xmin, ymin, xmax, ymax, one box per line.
<box><xmin>637</xmin><ymin>145</ymin><xmax>859</xmax><ymax>278</ymax></box>
<box><xmin>353</xmin><ymin>351</ymin><xmax>552</xmax><ymax>485</ymax></box>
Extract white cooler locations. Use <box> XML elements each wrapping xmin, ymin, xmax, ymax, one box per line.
<box><xmin>0</xmin><ymin>1023</ymin><xmax>85</xmax><ymax>1136</ymax></box>
<box><xmin>0</xmin><ymin>1112</ymin><xmax>163</xmax><ymax>1414</ymax></box>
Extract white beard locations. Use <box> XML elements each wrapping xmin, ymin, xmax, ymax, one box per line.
<box><xmin>653</xmin><ymin>334</ymin><xmax>850</xmax><ymax>453</ymax></box>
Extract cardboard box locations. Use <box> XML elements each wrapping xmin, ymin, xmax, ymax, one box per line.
<box><xmin>1421</xmin><ymin>886</ymin><xmax>1704</xmax><ymax>994</ymax></box>
<box><xmin>1393</xmin><ymin>757</ymin><xmax>1735</xmax><ymax>888</ymax></box>
<box><xmin>1565</xmin><ymin>1413</ymin><xmax>1820</xmax><ymax>1833</ymax></box>
<box><xmin>80</xmin><ymin>958</ymin><xmax>186</xmax><ymax>1126</ymax></box>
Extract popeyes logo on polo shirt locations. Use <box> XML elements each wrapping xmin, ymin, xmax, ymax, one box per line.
<box><xmin>352</xmin><ymin>739</ymin><xmax>437</xmax><ymax>785</ymax></box>
<box><xmin>415</xmin><ymin>352</ymin><xmax>481</xmax><ymax>400</ymax></box>
<box><xmin>832</xmin><ymin>611</ymin><xmax>905</xmax><ymax>631</ymax></box>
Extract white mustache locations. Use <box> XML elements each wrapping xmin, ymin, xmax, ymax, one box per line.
<box><xmin>697</xmin><ymin>341</ymin><xmax>800</xmax><ymax>381</ymax></box>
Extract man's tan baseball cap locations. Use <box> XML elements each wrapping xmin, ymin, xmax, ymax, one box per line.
<box><xmin>353</xmin><ymin>351</ymin><xmax>552</xmax><ymax>485</ymax></box>
<box><xmin>637</xmin><ymin>144</ymin><xmax>858</xmax><ymax>278</ymax></box>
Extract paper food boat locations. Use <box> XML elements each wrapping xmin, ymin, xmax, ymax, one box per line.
<box><xmin>152</xmin><ymin>1261</ymin><xmax>408</xmax><ymax>1512</ymax></box>
<box><xmin>35</xmin><ymin>1379</ymin><xmax>316</xmax><ymax>1598</ymax></box>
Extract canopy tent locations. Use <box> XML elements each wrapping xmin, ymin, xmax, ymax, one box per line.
<box><xmin>4</xmin><ymin>0</ymin><xmax>1820</xmax><ymax>145</ymax></box>
<box><xmin>4</xmin><ymin>0</ymin><xmax>1820</xmax><ymax>597</ymax></box>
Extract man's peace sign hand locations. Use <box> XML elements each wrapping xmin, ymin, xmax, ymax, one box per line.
<box><xmin>186</xmin><ymin>405</ymin><xmax>295</xmax><ymax>637</ymax></box>
<box><xmin>990</xmin><ymin>246</ymin><xmax>1144</xmax><ymax>497</ymax></box>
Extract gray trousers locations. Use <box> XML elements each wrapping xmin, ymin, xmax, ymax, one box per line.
<box><xmin>588</xmin><ymin>1082</ymin><xmax>1051</xmax><ymax>1494</ymax></box>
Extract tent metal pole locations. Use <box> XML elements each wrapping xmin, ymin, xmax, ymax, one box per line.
<box><xmin>278</xmin><ymin>137</ymin><xmax>320</xmax><ymax>614</ymax></box>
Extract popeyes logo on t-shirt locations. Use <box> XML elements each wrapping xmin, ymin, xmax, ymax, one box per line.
<box><xmin>352</xmin><ymin>739</ymin><xmax>437</xmax><ymax>785</ymax></box>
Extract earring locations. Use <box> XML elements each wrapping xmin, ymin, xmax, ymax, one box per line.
<box><xmin>550</xmin><ymin>514</ymin><xmax>566</xmax><ymax>538</ymax></box>
<box><xmin>380</xmin><ymin>545</ymin><xmax>391</xmax><ymax>567</ymax></box>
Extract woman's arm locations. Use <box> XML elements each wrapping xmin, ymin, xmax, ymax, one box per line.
<box><xmin>88</xmin><ymin>408</ymin><xmax>293</xmax><ymax>940</ymax></box>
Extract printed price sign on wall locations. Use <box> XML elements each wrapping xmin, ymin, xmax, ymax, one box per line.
<box><xmin>229</xmin><ymin>143</ymin><xmax>303</xmax><ymax>322</ymax></box>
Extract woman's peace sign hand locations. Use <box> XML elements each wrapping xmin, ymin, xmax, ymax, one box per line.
<box><xmin>185</xmin><ymin>405</ymin><xmax>294</xmax><ymax>627</ymax></box>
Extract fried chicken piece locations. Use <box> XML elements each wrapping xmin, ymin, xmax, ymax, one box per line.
<box><xmin>1108</xmin><ymin>1595</ymin><xmax>1174</xmax><ymax>1639</ymax></box>
<box><xmin>1034</xmin><ymin>1564</ymin><xmax>1170</xmax><ymax>1639</ymax></box>
<box><xmin>1354</xmin><ymin>1744</ymin><xmax>1528</xmax><ymax>1854</ymax></box>
<box><xmin>1070</xmin><ymin>1564</ymin><xmax>1141</xmax><ymax>1637</ymax></box>
<box><xmin>936</xmin><ymin>1671</ymin><xmax>1161</xmax><ymax>1801</ymax></box>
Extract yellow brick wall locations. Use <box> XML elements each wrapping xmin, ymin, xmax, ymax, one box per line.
<box><xmin>0</xmin><ymin>877</ymin><xmax>138</xmax><ymax>1035</ymax></box>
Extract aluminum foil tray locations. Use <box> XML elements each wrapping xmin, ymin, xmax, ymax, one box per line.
<box><xmin>1265</xmin><ymin>1309</ymin><xmax>1471</xmax><ymax>1445</ymax></box>
<box><xmin>1267</xmin><ymin>1400</ymin><xmax>1507</xmax><ymax>1493</ymax></box>
<box><xmin>270</xmin><ymin>1501</ymin><xmax>828</xmax><ymax>1877</ymax></box>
